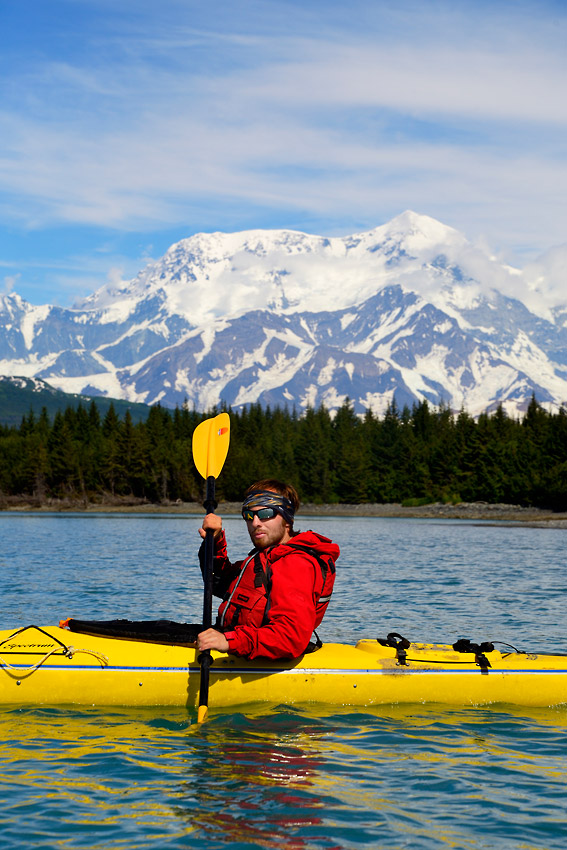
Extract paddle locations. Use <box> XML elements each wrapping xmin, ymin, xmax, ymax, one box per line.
<box><xmin>191</xmin><ymin>411</ymin><xmax>231</xmax><ymax>723</ymax></box>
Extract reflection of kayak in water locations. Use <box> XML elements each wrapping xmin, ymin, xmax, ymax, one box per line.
<box><xmin>1</xmin><ymin>622</ymin><xmax>567</xmax><ymax>709</ymax></box>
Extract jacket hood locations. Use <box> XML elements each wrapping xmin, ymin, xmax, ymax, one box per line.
<box><xmin>268</xmin><ymin>530</ymin><xmax>340</xmax><ymax>563</ymax></box>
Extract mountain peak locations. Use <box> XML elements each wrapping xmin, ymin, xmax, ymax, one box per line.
<box><xmin>79</xmin><ymin>212</ymin><xmax>478</xmax><ymax>328</ymax></box>
<box><xmin>358</xmin><ymin>210</ymin><xmax>466</xmax><ymax>253</ymax></box>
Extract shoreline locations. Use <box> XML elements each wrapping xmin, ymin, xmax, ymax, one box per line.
<box><xmin>2</xmin><ymin>497</ymin><xmax>567</xmax><ymax>526</ymax></box>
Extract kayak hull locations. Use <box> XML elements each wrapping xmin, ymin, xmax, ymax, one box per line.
<box><xmin>1</xmin><ymin>625</ymin><xmax>567</xmax><ymax>709</ymax></box>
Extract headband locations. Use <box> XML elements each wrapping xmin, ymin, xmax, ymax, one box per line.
<box><xmin>242</xmin><ymin>489</ymin><xmax>295</xmax><ymax>524</ymax></box>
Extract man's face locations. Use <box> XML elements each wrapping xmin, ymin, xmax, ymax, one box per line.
<box><xmin>244</xmin><ymin>508</ymin><xmax>292</xmax><ymax>550</ymax></box>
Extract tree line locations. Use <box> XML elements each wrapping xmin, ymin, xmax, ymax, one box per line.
<box><xmin>1</xmin><ymin>397</ymin><xmax>566</xmax><ymax>511</ymax></box>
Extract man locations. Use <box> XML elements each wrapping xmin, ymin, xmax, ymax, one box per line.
<box><xmin>196</xmin><ymin>479</ymin><xmax>339</xmax><ymax>660</ymax></box>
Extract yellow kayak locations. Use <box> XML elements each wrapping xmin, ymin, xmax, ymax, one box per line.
<box><xmin>1</xmin><ymin>624</ymin><xmax>567</xmax><ymax>709</ymax></box>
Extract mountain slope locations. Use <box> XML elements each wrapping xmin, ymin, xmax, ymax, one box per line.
<box><xmin>1</xmin><ymin>212</ymin><xmax>566</xmax><ymax>417</ymax></box>
<box><xmin>0</xmin><ymin>376</ymin><xmax>153</xmax><ymax>427</ymax></box>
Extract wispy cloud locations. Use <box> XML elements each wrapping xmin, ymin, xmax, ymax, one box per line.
<box><xmin>1</xmin><ymin>0</ymin><xmax>566</xmax><ymax>302</ymax></box>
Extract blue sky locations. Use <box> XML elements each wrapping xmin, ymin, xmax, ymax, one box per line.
<box><xmin>1</xmin><ymin>0</ymin><xmax>566</xmax><ymax>305</ymax></box>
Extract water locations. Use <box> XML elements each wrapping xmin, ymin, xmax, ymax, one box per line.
<box><xmin>1</xmin><ymin>513</ymin><xmax>566</xmax><ymax>849</ymax></box>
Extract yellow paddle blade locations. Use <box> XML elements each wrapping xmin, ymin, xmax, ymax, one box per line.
<box><xmin>197</xmin><ymin>704</ymin><xmax>209</xmax><ymax>723</ymax></box>
<box><xmin>192</xmin><ymin>412</ymin><xmax>231</xmax><ymax>480</ymax></box>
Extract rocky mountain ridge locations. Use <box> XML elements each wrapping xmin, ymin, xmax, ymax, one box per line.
<box><xmin>1</xmin><ymin>211</ymin><xmax>566</xmax><ymax>416</ymax></box>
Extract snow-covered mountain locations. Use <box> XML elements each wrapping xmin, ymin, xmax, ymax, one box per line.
<box><xmin>2</xmin><ymin>211</ymin><xmax>567</xmax><ymax>417</ymax></box>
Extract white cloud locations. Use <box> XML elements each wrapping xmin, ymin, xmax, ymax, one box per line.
<box><xmin>0</xmin><ymin>0</ymin><xmax>566</xmax><ymax>271</ymax></box>
<box><xmin>523</xmin><ymin>244</ymin><xmax>567</xmax><ymax>309</ymax></box>
<box><xmin>2</xmin><ymin>274</ymin><xmax>19</xmax><ymax>294</ymax></box>
<box><xmin>235</xmin><ymin>41</ymin><xmax>567</xmax><ymax>124</ymax></box>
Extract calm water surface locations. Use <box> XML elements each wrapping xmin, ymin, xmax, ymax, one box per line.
<box><xmin>1</xmin><ymin>513</ymin><xmax>566</xmax><ymax>849</ymax></box>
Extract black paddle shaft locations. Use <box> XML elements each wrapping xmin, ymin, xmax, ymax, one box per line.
<box><xmin>201</xmin><ymin>475</ymin><xmax>217</xmax><ymax>630</ymax></box>
<box><xmin>199</xmin><ymin>475</ymin><xmax>217</xmax><ymax>709</ymax></box>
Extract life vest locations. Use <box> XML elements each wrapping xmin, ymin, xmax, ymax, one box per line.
<box><xmin>216</xmin><ymin>542</ymin><xmax>336</xmax><ymax>631</ymax></box>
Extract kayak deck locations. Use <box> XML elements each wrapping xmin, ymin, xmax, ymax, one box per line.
<box><xmin>1</xmin><ymin>624</ymin><xmax>567</xmax><ymax>708</ymax></box>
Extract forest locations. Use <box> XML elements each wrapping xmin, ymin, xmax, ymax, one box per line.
<box><xmin>1</xmin><ymin>397</ymin><xmax>567</xmax><ymax>511</ymax></box>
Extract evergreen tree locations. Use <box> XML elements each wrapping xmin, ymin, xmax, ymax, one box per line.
<box><xmin>47</xmin><ymin>411</ymin><xmax>80</xmax><ymax>496</ymax></box>
<box><xmin>100</xmin><ymin>404</ymin><xmax>127</xmax><ymax>496</ymax></box>
<box><xmin>295</xmin><ymin>406</ymin><xmax>335</xmax><ymax>502</ymax></box>
<box><xmin>332</xmin><ymin>398</ymin><xmax>369</xmax><ymax>503</ymax></box>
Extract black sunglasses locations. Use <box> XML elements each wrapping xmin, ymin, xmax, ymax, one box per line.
<box><xmin>241</xmin><ymin>507</ymin><xmax>278</xmax><ymax>522</ymax></box>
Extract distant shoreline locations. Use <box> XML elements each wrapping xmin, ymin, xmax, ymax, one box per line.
<box><xmin>2</xmin><ymin>497</ymin><xmax>567</xmax><ymax>526</ymax></box>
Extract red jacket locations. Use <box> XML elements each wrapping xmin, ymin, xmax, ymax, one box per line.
<box><xmin>204</xmin><ymin>530</ymin><xmax>339</xmax><ymax>660</ymax></box>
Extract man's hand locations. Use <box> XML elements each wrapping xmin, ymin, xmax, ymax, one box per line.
<box><xmin>197</xmin><ymin>628</ymin><xmax>229</xmax><ymax>653</ymax></box>
<box><xmin>198</xmin><ymin>513</ymin><xmax>223</xmax><ymax>540</ymax></box>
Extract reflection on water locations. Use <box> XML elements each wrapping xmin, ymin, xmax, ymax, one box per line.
<box><xmin>181</xmin><ymin>711</ymin><xmax>334</xmax><ymax>850</ymax></box>
<box><xmin>1</xmin><ymin>513</ymin><xmax>567</xmax><ymax>849</ymax></box>
<box><xmin>1</xmin><ymin>703</ymin><xmax>566</xmax><ymax>850</ymax></box>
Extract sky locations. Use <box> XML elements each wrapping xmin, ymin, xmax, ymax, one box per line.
<box><xmin>1</xmin><ymin>0</ymin><xmax>566</xmax><ymax>306</ymax></box>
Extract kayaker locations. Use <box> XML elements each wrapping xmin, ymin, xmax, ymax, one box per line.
<box><xmin>196</xmin><ymin>479</ymin><xmax>339</xmax><ymax>660</ymax></box>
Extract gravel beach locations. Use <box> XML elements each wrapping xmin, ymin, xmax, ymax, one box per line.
<box><xmin>3</xmin><ymin>497</ymin><xmax>567</xmax><ymax>527</ymax></box>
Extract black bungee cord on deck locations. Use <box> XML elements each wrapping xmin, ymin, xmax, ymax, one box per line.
<box><xmin>375</xmin><ymin>632</ymin><xmax>536</xmax><ymax>671</ymax></box>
